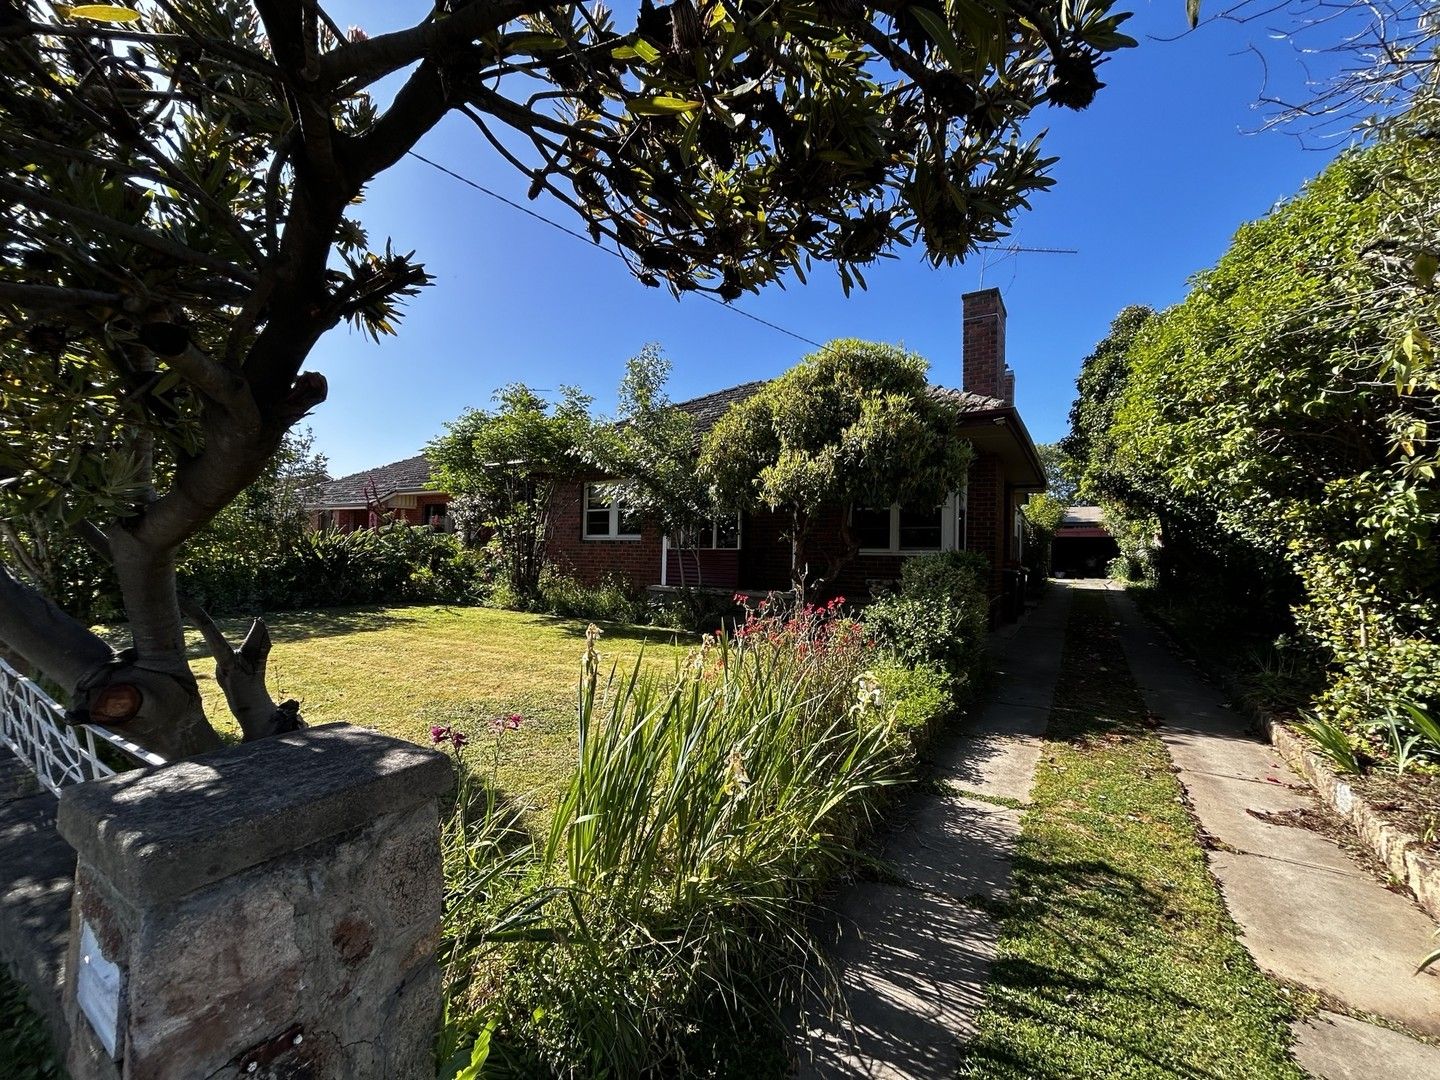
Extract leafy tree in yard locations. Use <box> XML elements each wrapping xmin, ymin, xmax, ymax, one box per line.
<box><xmin>700</xmin><ymin>340</ymin><xmax>974</xmax><ymax>595</ymax></box>
<box><xmin>0</xmin><ymin>0</ymin><xmax>1134</xmax><ymax>758</ymax></box>
<box><xmin>1081</xmin><ymin>102</ymin><xmax>1440</xmax><ymax>732</ymax></box>
<box><xmin>428</xmin><ymin>385</ymin><xmax>596</xmax><ymax>602</ymax></box>
<box><xmin>593</xmin><ymin>346</ymin><xmax>705</xmax><ymax>533</ymax></box>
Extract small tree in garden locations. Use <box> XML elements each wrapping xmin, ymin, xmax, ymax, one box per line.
<box><xmin>588</xmin><ymin>345</ymin><xmax>720</xmax><ymax>580</ymax></box>
<box><xmin>0</xmin><ymin>0</ymin><xmax>1133</xmax><ymax>758</ymax></box>
<box><xmin>1020</xmin><ymin>491</ymin><xmax>1066</xmax><ymax>578</ymax></box>
<box><xmin>429</xmin><ymin>385</ymin><xmax>595</xmax><ymax>602</ymax></box>
<box><xmin>699</xmin><ymin>340</ymin><xmax>974</xmax><ymax>595</ymax></box>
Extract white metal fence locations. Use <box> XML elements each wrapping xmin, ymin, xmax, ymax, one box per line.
<box><xmin>0</xmin><ymin>657</ymin><xmax>165</xmax><ymax>798</ymax></box>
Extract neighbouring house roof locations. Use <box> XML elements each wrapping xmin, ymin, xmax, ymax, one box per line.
<box><xmin>309</xmin><ymin>453</ymin><xmax>442</xmax><ymax>509</ymax></box>
<box><xmin>1058</xmin><ymin>505</ymin><xmax>1111</xmax><ymax>538</ymax></box>
<box><xmin>1062</xmin><ymin>505</ymin><xmax>1105</xmax><ymax>526</ymax></box>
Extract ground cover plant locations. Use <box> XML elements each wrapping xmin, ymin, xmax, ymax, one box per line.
<box><xmin>960</xmin><ymin>588</ymin><xmax>1307</xmax><ymax>1079</ymax></box>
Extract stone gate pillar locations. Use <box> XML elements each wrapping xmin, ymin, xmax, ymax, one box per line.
<box><xmin>54</xmin><ymin>723</ymin><xmax>451</xmax><ymax>1080</ymax></box>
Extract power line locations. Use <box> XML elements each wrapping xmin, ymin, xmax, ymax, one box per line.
<box><xmin>406</xmin><ymin>150</ymin><xmax>1077</xmax><ymax>346</ymax></box>
<box><xmin>407</xmin><ymin>150</ymin><xmax>824</xmax><ymax>348</ymax></box>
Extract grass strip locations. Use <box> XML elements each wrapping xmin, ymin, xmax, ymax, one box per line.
<box><xmin>959</xmin><ymin>587</ymin><xmax>1306</xmax><ymax>1079</ymax></box>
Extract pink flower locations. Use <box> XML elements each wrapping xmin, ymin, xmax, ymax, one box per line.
<box><xmin>504</xmin><ymin>714</ymin><xmax>524</xmax><ymax>731</ymax></box>
<box><xmin>450</xmin><ymin>730</ymin><xmax>468</xmax><ymax>750</ymax></box>
<box><xmin>430</xmin><ymin>725</ymin><xmax>451</xmax><ymax>745</ymax></box>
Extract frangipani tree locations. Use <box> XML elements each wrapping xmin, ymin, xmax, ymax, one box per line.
<box><xmin>0</xmin><ymin>0</ymin><xmax>1133</xmax><ymax>759</ymax></box>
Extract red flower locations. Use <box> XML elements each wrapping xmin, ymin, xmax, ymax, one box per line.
<box><xmin>430</xmin><ymin>725</ymin><xmax>451</xmax><ymax>745</ymax></box>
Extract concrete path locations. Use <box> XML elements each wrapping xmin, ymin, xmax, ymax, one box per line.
<box><xmin>1102</xmin><ymin>582</ymin><xmax>1440</xmax><ymax>1078</ymax></box>
<box><xmin>795</xmin><ymin>585</ymin><xmax>1071</xmax><ymax>1078</ymax></box>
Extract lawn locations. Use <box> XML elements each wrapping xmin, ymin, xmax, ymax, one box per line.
<box><xmin>165</xmin><ymin>605</ymin><xmax>693</xmax><ymax>814</ymax></box>
<box><xmin>959</xmin><ymin>588</ymin><xmax>1308</xmax><ymax>1079</ymax></box>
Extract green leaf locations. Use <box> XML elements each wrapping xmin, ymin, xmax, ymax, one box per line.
<box><xmin>908</xmin><ymin>7</ymin><xmax>969</xmax><ymax>74</ymax></box>
<box><xmin>59</xmin><ymin>4</ymin><xmax>142</xmax><ymax>20</ymax></box>
<box><xmin>1414</xmin><ymin>251</ymin><xmax>1438</xmax><ymax>287</ymax></box>
<box><xmin>629</xmin><ymin>96</ymin><xmax>703</xmax><ymax>116</ymax></box>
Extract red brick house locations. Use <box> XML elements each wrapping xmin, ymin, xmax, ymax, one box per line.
<box><xmin>308</xmin><ymin>454</ymin><xmax>452</xmax><ymax>532</ymax></box>
<box><xmin>547</xmin><ymin>288</ymin><xmax>1046</xmax><ymax>615</ymax></box>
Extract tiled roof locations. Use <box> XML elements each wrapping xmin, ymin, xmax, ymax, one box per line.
<box><xmin>312</xmin><ymin>383</ymin><xmax>1015</xmax><ymax>507</ymax></box>
<box><xmin>1062</xmin><ymin>505</ymin><xmax>1106</xmax><ymax>526</ymax></box>
<box><xmin>309</xmin><ymin>453</ymin><xmax>438</xmax><ymax>508</ymax></box>
<box><xmin>670</xmin><ymin>380</ymin><xmax>1007</xmax><ymax>435</ymax></box>
<box><xmin>670</xmin><ymin>380</ymin><xmax>769</xmax><ymax>434</ymax></box>
<box><xmin>927</xmin><ymin>385</ymin><xmax>1008</xmax><ymax>413</ymax></box>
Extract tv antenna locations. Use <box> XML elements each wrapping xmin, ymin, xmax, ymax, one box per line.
<box><xmin>976</xmin><ymin>243</ymin><xmax>1078</xmax><ymax>287</ymax></box>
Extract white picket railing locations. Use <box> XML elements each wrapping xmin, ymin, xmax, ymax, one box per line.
<box><xmin>0</xmin><ymin>657</ymin><xmax>165</xmax><ymax>798</ymax></box>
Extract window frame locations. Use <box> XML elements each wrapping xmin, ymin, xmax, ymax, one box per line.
<box><xmin>583</xmin><ymin>482</ymin><xmax>643</xmax><ymax>541</ymax></box>
<box><xmin>854</xmin><ymin>492</ymin><xmax>962</xmax><ymax>555</ymax></box>
<box><xmin>670</xmin><ymin>515</ymin><xmax>743</xmax><ymax>551</ymax></box>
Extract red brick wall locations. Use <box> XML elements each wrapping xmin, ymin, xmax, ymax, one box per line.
<box><xmin>962</xmin><ymin>288</ymin><xmax>1006</xmax><ymax>399</ymax></box>
<box><xmin>547</xmin><ymin>479</ymin><xmax>664</xmax><ymax>590</ymax></box>
<box><xmin>965</xmin><ymin>453</ymin><xmax>1007</xmax><ymax>597</ymax></box>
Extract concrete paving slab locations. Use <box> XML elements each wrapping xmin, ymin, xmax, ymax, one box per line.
<box><xmin>883</xmin><ymin>794</ymin><xmax>1020</xmax><ymax>903</ymax></box>
<box><xmin>1292</xmin><ymin>1011</ymin><xmax>1440</xmax><ymax>1079</ymax></box>
<box><xmin>796</xmin><ymin>883</ymin><xmax>996</xmax><ymax>1079</ymax></box>
<box><xmin>794</xmin><ymin>587</ymin><xmax>1071</xmax><ymax>1077</ymax></box>
<box><xmin>1101</xmin><ymin>584</ymin><xmax>1440</xmax><ymax>1054</ymax></box>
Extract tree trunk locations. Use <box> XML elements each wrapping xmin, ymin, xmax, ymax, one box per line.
<box><xmin>105</xmin><ymin>531</ymin><xmax>225</xmax><ymax>760</ymax></box>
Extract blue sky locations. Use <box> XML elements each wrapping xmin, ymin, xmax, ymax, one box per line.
<box><xmin>311</xmin><ymin>1</ymin><xmax>1352</xmax><ymax>476</ymax></box>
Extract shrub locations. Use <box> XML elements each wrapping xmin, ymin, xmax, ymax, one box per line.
<box><xmin>863</xmin><ymin>551</ymin><xmax>989</xmax><ymax>680</ymax></box>
<box><xmin>533</xmin><ymin>568</ymin><xmax>645</xmax><ymax>623</ymax></box>
<box><xmin>178</xmin><ymin>525</ymin><xmax>495</xmax><ymax>614</ymax></box>
<box><xmin>874</xmin><ymin>659</ymin><xmax>954</xmax><ymax>742</ymax></box>
<box><xmin>644</xmin><ymin>586</ymin><xmax>743</xmax><ymax>633</ymax></box>
<box><xmin>445</xmin><ymin>604</ymin><xmax>907</xmax><ymax>1074</ymax></box>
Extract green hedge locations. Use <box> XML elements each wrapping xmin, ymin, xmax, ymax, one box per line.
<box><xmin>178</xmin><ymin>525</ymin><xmax>495</xmax><ymax>614</ymax></box>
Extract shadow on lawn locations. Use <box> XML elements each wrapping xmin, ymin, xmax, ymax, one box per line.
<box><xmin>168</xmin><ymin>607</ymin><xmax>422</xmax><ymax>663</ymax></box>
<box><xmin>966</xmin><ymin>851</ymin><xmax>1245</xmax><ymax>1080</ymax></box>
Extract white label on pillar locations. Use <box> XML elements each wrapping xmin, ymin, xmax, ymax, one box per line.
<box><xmin>76</xmin><ymin>919</ymin><xmax>124</xmax><ymax>1060</ymax></box>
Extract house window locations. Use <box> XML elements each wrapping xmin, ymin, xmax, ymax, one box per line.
<box><xmin>670</xmin><ymin>515</ymin><xmax>742</xmax><ymax>550</ymax></box>
<box><xmin>584</xmin><ymin>483</ymin><xmax>642</xmax><ymax>540</ymax></box>
<box><xmin>852</xmin><ymin>507</ymin><xmax>892</xmax><ymax>550</ymax></box>
<box><xmin>855</xmin><ymin>495</ymin><xmax>959</xmax><ymax>553</ymax></box>
<box><xmin>423</xmin><ymin>503</ymin><xmax>448</xmax><ymax>530</ymax></box>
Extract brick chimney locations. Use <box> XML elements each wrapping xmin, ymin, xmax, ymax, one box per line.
<box><xmin>962</xmin><ymin>288</ymin><xmax>1014</xmax><ymax>405</ymax></box>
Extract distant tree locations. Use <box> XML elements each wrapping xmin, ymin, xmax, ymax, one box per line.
<box><xmin>429</xmin><ymin>386</ymin><xmax>596</xmax><ymax>602</ymax></box>
<box><xmin>1035</xmin><ymin>442</ymin><xmax>1080</xmax><ymax>506</ymax></box>
<box><xmin>189</xmin><ymin>429</ymin><xmax>328</xmax><ymax>558</ymax></box>
<box><xmin>699</xmin><ymin>340</ymin><xmax>973</xmax><ymax>595</ymax></box>
<box><xmin>1061</xmin><ymin>306</ymin><xmax>1156</xmax><ymax>503</ymax></box>
<box><xmin>0</xmin><ymin>0</ymin><xmax>1134</xmax><ymax>758</ymax></box>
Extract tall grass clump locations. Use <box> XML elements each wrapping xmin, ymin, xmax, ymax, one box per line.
<box><xmin>466</xmin><ymin>603</ymin><xmax>911</xmax><ymax>1075</ymax></box>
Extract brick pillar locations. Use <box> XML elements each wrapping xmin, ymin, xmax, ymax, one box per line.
<box><xmin>1001</xmin><ymin>367</ymin><xmax>1016</xmax><ymax>406</ymax></box>
<box><xmin>56</xmin><ymin>724</ymin><xmax>450</xmax><ymax>1080</ymax></box>
<box><xmin>962</xmin><ymin>288</ymin><xmax>1007</xmax><ymax>399</ymax></box>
